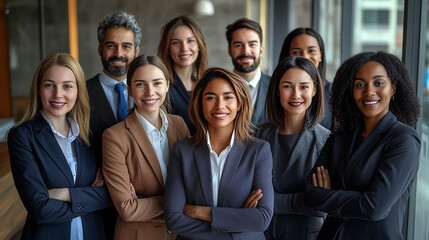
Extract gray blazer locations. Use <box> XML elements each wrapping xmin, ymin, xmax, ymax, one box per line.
<box><xmin>164</xmin><ymin>138</ymin><xmax>274</xmax><ymax>240</ymax></box>
<box><xmin>305</xmin><ymin>112</ymin><xmax>420</xmax><ymax>240</ymax></box>
<box><xmin>255</xmin><ymin>123</ymin><xmax>330</xmax><ymax>240</ymax></box>
<box><xmin>252</xmin><ymin>73</ymin><xmax>270</xmax><ymax>127</ymax></box>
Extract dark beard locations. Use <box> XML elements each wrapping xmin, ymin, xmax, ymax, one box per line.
<box><xmin>232</xmin><ymin>55</ymin><xmax>260</xmax><ymax>73</ymax></box>
<box><xmin>101</xmin><ymin>56</ymin><xmax>129</xmax><ymax>77</ymax></box>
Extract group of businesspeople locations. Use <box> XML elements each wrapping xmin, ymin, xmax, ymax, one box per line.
<box><xmin>7</xmin><ymin>10</ymin><xmax>421</xmax><ymax>240</ymax></box>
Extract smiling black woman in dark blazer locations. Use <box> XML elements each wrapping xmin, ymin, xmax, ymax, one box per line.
<box><xmin>305</xmin><ymin>51</ymin><xmax>421</xmax><ymax>240</ymax></box>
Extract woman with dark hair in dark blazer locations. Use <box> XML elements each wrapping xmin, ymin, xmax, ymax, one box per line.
<box><xmin>305</xmin><ymin>51</ymin><xmax>421</xmax><ymax>240</ymax></box>
<box><xmin>255</xmin><ymin>56</ymin><xmax>329</xmax><ymax>240</ymax></box>
<box><xmin>8</xmin><ymin>53</ymin><xmax>111</xmax><ymax>240</ymax></box>
<box><xmin>279</xmin><ymin>28</ymin><xmax>333</xmax><ymax>130</ymax></box>
<box><xmin>164</xmin><ymin>68</ymin><xmax>274</xmax><ymax>239</ymax></box>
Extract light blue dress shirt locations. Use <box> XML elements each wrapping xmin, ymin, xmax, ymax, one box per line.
<box><xmin>42</xmin><ymin>112</ymin><xmax>84</xmax><ymax>240</ymax></box>
<box><xmin>99</xmin><ymin>72</ymin><xmax>133</xmax><ymax>120</ymax></box>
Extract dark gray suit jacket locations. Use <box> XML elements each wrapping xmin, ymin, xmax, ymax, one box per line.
<box><xmin>165</xmin><ymin>138</ymin><xmax>274</xmax><ymax>240</ymax></box>
<box><xmin>305</xmin><ymin>112</ymin><xmax>420</xmax><ymax>240</ymax></box>
<box><xmin>252</xmin><ymin>73</ymin><xmax>270</xmax><ymax>127</ymax></box>
<box><xmin>255</xmin><ymin>123</ymin><xmax>330</xmax><ymax>240</ymax></box>
<box><xmin>87</xmin><ymin>74</ymin><xmax>118</xmax><ymax>166</ymax></box>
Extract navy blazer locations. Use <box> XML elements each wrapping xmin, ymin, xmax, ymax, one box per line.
<box><xmin>255</xmin><ymin>123</ymin><xmax>329</xmax><ymax>240</ymax></box>
<box><xmin>169</xmin><ymin>72</ymin><xmax>196</xmax><ymax>135</ymax></box>
<box><xmin>319</xmin><ymin>81</ymin><xmax>333</xmax><ymax>130</ymax></box>
<box><xmin>304</xmin><ymin>112</ymin><xmax>420</xmax><ymax>240</ymax></box>
<box><xmin>252</xmin><ymin>73</ymin><xmax>270</xmax><ymax>127</ymax></box>
<box><xmin>8</xmin><ymin>115</ymin><xmax>112</xmax><ymax>240</ymax></box>
<box><xmin>164</xmin><ymin>137</ymin><xmax>274</xmax><ymax>240</ymax></box>
<box><xmin>87</xmin><ymin>74</ymin><xmax>118</xmax><ymax>166</ymax></box>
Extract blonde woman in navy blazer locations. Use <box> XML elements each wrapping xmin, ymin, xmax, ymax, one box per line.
<box><xmin>255</xmin><ymin>57</ymin><xmax>330</xmax><ymax>240</ymax></box>
<box><xmin>164</xmin><ymin>68</ymin><xmax>274</xmax><ymax>239</ymax></box>
<box><xmin>305</xmin><ymin>52</ymin><xmax>421</xmax><ymax>240</ymax></box>
<box><xmin>8</xmin><ymin>53</ymin><xmax>112</xmax><ymax>240</ymax></box>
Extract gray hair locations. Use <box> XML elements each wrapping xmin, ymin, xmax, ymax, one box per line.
<box><xmin>97</xmin><ymin>11</ymin><xmax>142</xmax><ymax>50</ymax></box>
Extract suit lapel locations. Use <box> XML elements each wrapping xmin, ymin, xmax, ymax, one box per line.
<box><xmin>252</xmin><ymin>74</ymin><xmax>269</xmax><ymax>124</ymax></box>
<box><xmin>343</xmin><ymin>112</ymin><xmax>397</xmax><ymax>186</ymax></box>
<box><xmin>34</xmin><ymin>117</ymin><xmax>74</xmax><ymax>186</ymax></box>
<box><xmin>284</xmin><ymin>130</ymin><xmax>311</xmax><ymax>171</ymax></box>
<box><xmin>194</xmin><ymin>144</ymin><xmax>214</xmax><ymax>207</ymax></box>
<box><xmin>125</xmin><ymin>112</ymin><xmax>164</xmax><ymax>188</ymax></box>
<box><xmin>217</xmin><ymin>141</ymin><xmax>244</xmax><ymax>207</ymax></box>
<box><xmin>91</xmin><ymin>76</ymin><xmax>117</xmax><ymax>125</ymax></box>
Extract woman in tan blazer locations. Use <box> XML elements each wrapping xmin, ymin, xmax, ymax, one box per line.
<box><xmin>102</xmin><ymin>54</ymin><xmax>190</xmax><ymax>240</ymax></box>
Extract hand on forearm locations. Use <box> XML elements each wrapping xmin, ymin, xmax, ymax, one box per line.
<box><xmin>312</xmin><ymin>166</ymin><xmax>331</xmax><ymax>189</ymax></box>
<box><xmin>48</xmin><ymin>188</ymin><xmax>71</xmax><ymax>202</ymax></box>
<box><xmin>184</xmin><ymin>204</ymin><xmax>213</xmax><ymax>222</ymax></box>
<box><xmin>243</xmin><ymin>189</ymin><xmax>262</xmax><ymax>208</ymax></box>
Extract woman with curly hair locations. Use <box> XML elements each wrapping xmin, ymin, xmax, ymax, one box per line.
<box><xmin>158</xmin><ymin>15</ymin><xmax>208</xmax><ymax>135</ymax></box>
<box><xmin>305</xmin><ymin>51</ymin><xmax>421</xmax><ymax>240</ymax></box>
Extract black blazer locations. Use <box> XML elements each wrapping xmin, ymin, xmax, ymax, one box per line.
<box><xmin>255</xmin><ymin>123</ymin><xmax>329</xmax><ymax>240</ymax></box>
<box><xmin>252</xmin><ymin>73</ymin><xmax>270</xmax><ymax>127</ymax></box>
<box><xmin>87</xmin><ymin>74</ymin><xmax>118</xmax><ymax>166</ymax></box>
<box><xmin>8</xmin><ymin>115</ymin><xmax>112</xmax><ymax>240</ymax></box>
<box><xmin>304</xmin><ymin>112</ymin><xmax>420</xmax><ymax>240</ymax></box>
<box><xmin>169</xmin><ymin>72</ymin><xmax>196</xmax><ymax>135</ymax></box>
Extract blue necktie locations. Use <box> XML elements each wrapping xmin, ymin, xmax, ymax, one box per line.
<box><xmin>114</xmin><ymin>83</ymin><xmax>128</xmax><ymax>122</ymax></box>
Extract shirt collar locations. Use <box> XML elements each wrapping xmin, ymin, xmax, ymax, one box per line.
<box><xmin>206</xmin><ymin>130</ymin><xmax>235</xmax><ymax>153</ymax></box>
<box><xmin>99</xmin><ymin>72</ymin><xmax>127</xmax><ymax>89</ymax></box>
<box><xmin>41</xmin><ymin>112</ymin><xmax>79</xmax><ymax>141</ymax></box>
<box><xmin>247</xmin><ymin>68</ymin><xmax>262</xmax><ymax>88</ymax></box>
<box><xmin>135</xmin><ymin>109</ymin><xmax>169</xmax><ymax>134</ymax></box>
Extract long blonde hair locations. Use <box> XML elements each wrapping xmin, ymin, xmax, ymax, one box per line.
<box><xmin>19</xmin><ymin>53</ymin><xmax>91</xmax><ymax>145</ymax></box>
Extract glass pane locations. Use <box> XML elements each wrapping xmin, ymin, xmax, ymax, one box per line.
<box><xmin>353</xmin><ymin>0</ymin><xmax>403</xmax><ymax>58</ymax></box>
<box><xmin>413</xmin><ymin>3</ymin><xmax>429</xmax><ymax>239</ymax></box>
<box><xmin>288</xmin><ymin>0</ymin><xmax>312</xmax><ymax>28</ymax></box>
<box><xmin>318</xmin><ymin>0</ymin><xmax>342</xmax><ymax>81</ymax></box>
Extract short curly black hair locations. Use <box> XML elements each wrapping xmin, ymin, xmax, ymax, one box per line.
<box><xmin>331</xmin><ymin>51</ymin><xmax>420</xmax><ymax>132</ymax></box>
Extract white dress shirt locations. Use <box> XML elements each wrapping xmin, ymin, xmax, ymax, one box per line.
<box><xmin>135</xmin><ymin>109</ymin><xmax>169</xmax><ymax>184</ymax></box>
<box><xmin>206</xmin><ymin>130</ymin><xmax>235</xmax><ymax>207</ymax></box>
<box><xmin>41</xmin><ymin>112</ymin><xmax>84</xmax><ymax>240</ymax></box>
<box><xmin>99</xmin><ymin>72</ymin><xmax>133</xmax><ymax>120</ymax></box>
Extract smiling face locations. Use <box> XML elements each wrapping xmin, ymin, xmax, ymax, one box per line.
<box><xmin>169</xmin><ymin>25</ymin><xmax>199</xmax><ymax>68</ymax></box>
<box><xmin>202</xmin><ymin>78</ymin><xmax>239</xmax><ymax>134</ymax></box>
<box><xmin>39</xmin><ymin>65</ymin><xmax>78</xmax><ymax>122</ymax></box>
<box><xmin>99</xmin><ymin>27</ymin><xmax>139</xmax><ymax>81</ymax></box>
<box><xmin>289</xmin><ymin>34</ymin><xmax>322</xmax><ymax>68</ymax></box>
<box><xmin>129</xmin><ymin>65</ymin><xmax>169</xmax><ymax>118</ymax></box>
<box><xmin>279</xmin><ymin>68</ymin><xmax>316</xmax><ymax>119</ymax></box>
<box><xmin>353</xmin><ymin>61</ymin><xmax>396</xmax><ymax>124</ymax></box>
<box><xmin>228</xmin><ymin>28</ymin><xmax>263</xmax><ymax>74</ymax></box>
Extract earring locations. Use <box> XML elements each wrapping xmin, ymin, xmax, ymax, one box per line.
<box><xmin>391</xmin><ymin>95</ymin><xmax>395</xmax><ymax>101</ymax></box>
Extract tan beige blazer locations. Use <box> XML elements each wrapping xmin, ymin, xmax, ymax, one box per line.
<box><xmin>102</xmin><ymin>111</ymin><xmax>189</xmax><ymax>240</ymax></box>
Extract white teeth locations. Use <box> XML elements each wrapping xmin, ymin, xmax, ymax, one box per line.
<box><xmin>290</xmin><ymin>102</ymin><xmax>302</xmax><ymax>106</ymax></box>
<box><xmin>51</xmin><ymin>103</ymin><xmax>64</xmax><ymax>106</ymax></box>
<box><xmin>144</xmin><ymin>100</ymin><xmax>156</xmax><ymax>104</ymax></box>
<box><xmin>364</xmin><ymin>101</ymin><xmax>378</xmax><ymax>104</ymax></box>
<box><xmin>213</xmin><ymin>114</ymin><xmax>227</xmax><ymax>118</ymax></box>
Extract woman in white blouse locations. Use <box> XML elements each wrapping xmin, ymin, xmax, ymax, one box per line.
<box><xmin>102</xmin><ymin>54</ymin><xmax>189</xmax><ymax>240</ymax></box>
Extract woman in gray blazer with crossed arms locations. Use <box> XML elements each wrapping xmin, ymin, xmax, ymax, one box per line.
<box><xmin>255</xmin><ymin>56</ymin><xmax>330</xmax><ymax>239</ymax></box>
<box><xmin>164</xmin><ymin>68</ymin><xmax>274</xmax><ymax>239</ymax></box>
<box><xmin>306</xmin><ymin>51</ymin><xmax>421</xmax><ymax>240</ymax></box>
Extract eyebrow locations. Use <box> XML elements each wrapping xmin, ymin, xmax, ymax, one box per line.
<box><xmin>355</xmin><ymin>75</ymin><xmax>386</xmax><ymax>81</ymax></box>
<box><xmin>134</xmin><ymin>78</ymin><xmax>164</xmax><ymax>82</ymax></box>
<box><xmin>104</xmin><ymin>41</ymin><xmax>133</xmax><ymax>46</ymax></box>
<box><xmin>43</xmin><ymin>79</ymin><xmax>75</xmax><ymax>83</ymax></box>
<box><xmin>281</xmin><ymin>80</ymin><xmax>311</xmax><ymax>84</ymax></box>
<box><xmin>171</xmin><ymin>36</ymin><xmax>196</xmax><ymax>41</ymax></box>
<box><xmin>232</xmin><ymin>40</ymin><xmax>258</xmax><ymax>44</ymax></box>
<box><xmin>204</xmin><ymin>91</ymin><xmax>235</xmax><ymax>96</ymax></box>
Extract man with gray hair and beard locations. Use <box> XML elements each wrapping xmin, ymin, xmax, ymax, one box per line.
<box><xmin>226</xmin><ymin>18</ymin><xmax>270</xmax><ymax>127</ymax></box>
<box><xmin>86</xmin><ymin>11</ymin><xmax>141</xmax><ymax>239</ymax></box>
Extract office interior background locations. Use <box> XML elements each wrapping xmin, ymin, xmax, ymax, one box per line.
<box><xmin>0</xmin><ymin>0</ymin><xmax>428</xmax><ymax>239</ymax></box>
